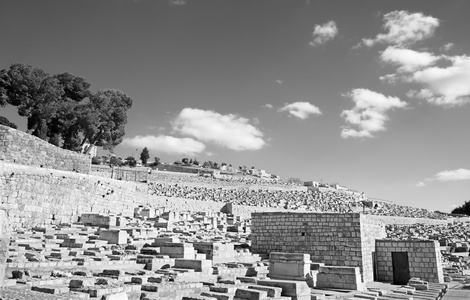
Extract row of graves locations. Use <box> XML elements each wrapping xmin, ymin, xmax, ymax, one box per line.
<box><xmin>1</xmin><ymin>208</ymin><xmax>470</xmax><ymax>299</ymax></box>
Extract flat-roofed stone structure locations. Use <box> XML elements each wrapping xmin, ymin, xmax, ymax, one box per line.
<box><xmin>251</xmin><ymin>212</ymin><xmax>386</xmax><ymax>283</ymax></box>
<box><xmin>376</xmin><ymin>239</ymin><xmax>444</xmax><ymax>284</ymax></box>
<box><xmin>268</xmin><ymin>252</ymin><xmax>312</xmax><ymax>281</ymax></box>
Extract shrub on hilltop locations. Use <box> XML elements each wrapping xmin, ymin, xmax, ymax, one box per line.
<box><xmin>451</xmin><ymin>201</ymin><xmax>470</xmax><ymax>216</ymax></box>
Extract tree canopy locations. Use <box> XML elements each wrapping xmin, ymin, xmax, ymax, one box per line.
<box><xmin>140</xmin><ymin>147</ymin><xmax>150</xmax><ymax>165</ymax></box>
<box><xmin>0</xmin><ymin>116</ymin><xmax>18</xmax><ymax>129</ymax></box>
<box><xmin>451</xmin><ymin>201</ymin><xmax>470</xmax><ymax>216</ymax></box>
<box><xmin>0</xmin><ymin>63</ymin><xmax>132</xmax><ymax>152</ymax></box>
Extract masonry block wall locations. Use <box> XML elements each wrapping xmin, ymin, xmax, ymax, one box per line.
<box><xmin>251</xmin><ymin>212</ymin><xmax>386</xmax><ymax>283</ymax></box>
<box><xmin>0</xmin><ymin>125</ymin><xmax>90</xmax><ymax>174</ymax></box>
<box><xmin>0</xmin><ymin>162</ymin><xmax>148</xmax><ymax>230</ymax></box>
<box><xmin>360</xmin><ymin>215</ymin><xmax>387</xmax><ymax>282</ymax></box>
<box><xmin>375</xmin><ymin>240</ymin><xmax>444</xmax><ymax>283</ymax></box>
<box><xmin>0</xmin><ymin>161</ymin><xmax>293</xmax><ymax>229</ymax></box>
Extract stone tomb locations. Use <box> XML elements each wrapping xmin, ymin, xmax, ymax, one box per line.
<box><xmin>268</xmin><ymin>252</ymin><xmax>311</xmax><ymax>281</ymax></box>
<box><xmin>316</xmin><ymin>266</ymin><xmax>365</xmax><ymax>291</ymax></box>
<box><xmin>252</xmin><ymin>212</ymin><xmax>386</xmax><ymax>283</ymax></box>
<box><xmin>99</xmin><ymin>230</ymin><xmax>129</xmax><ymax>245</ymax></box>
<box><xmin>375</xmin><ymin>240</ymin><xmax>444</xmax><ymax>283</ymax></box>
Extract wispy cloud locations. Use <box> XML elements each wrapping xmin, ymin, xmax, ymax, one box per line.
<box><xmin>172</xmin><ymin>108</ymin><xmax>265</xmax><ymax>151</ymax></box>
<box><xmin>122</xmin><ymin>135</ymin><xmax>205</xmax><ymax>156</ymax></box>
<box><xmin>440</xmin><ymin>43</ymin><xmax>454</xmax><ymax>52</ymax></box>
<box><xmin>310</xmin><ymin>21</ymin><xmax>338</xmax><ymax>47</ymax></box>
<box><xmin>263</xmin><ymin>103</ymin><xmax>273</xmax><ymax>109</ymax></box>
<box><xmin>169</xmin><ymin>0</ymin><xmax>186</xmax><ymax>5</ymax></box>
<box><xmin>433</xmin><ymin>168</ymin><xmax>470</xmax><ymax>182</ymax></box>
<box><xmin>357</xmin><ymin>11</ymin><xmax>439</xmax><ymax>48</ymax></box>
<box><xmin>417</xmin><ymin>168</ymin><xmax>470</xmax><ymax>187</ymax></box>
<box><xmin>341</xmin><ymin>89</ymin><xmax>407</xmax><ymax>139</ymax></box>
<box><xmin>278</xmin><ymin>101</ymin><xmax>321</xmax><ymax>120</ymax></box>
<box><xmin>415</xmin><ymin>182</ymin><xmax>426</xmax><ymax>188</ymax></box>
<box><xmin>380</xmin><ymin>47</ymin><xmax>441</xmax><ymax>73</ymax></box>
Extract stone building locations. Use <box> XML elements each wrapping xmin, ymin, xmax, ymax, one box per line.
<box><xmin>251</xmin><ymin>212</ymin><xmax>444</xmax><ymax>284</ymax></box>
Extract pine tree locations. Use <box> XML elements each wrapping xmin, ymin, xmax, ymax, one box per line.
<box><xmin>140</xmin><ymin>147</ymin><xmax>150</xmax><ymax>165</ymax></box>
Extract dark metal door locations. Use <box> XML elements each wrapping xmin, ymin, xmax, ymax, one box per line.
<box><xmin>392</xmin><ymin>252</ymin><xmax>410</xmax><ymax>285</ymax></box>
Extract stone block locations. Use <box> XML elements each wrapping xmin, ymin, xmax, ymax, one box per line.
<box><xmin>69</xmin><ymin>278</ymin><xmax>95</xmax><ymax>288</ymax></box>
<box><xmin>0</xmin><ymin>234</ymin><xmax>10</xmax><ymax>287</ymax></box>
<box><xmin>256</xmin><ymin>279</ymin><xmax>310</xmax><ymax>297</ymax></box>
<box><xmin>31</xmin><ymin>285</ymin><xmax>70</xmax><ymax>294</ymax></box>
<box><xmin>270</xmin><ymin>252</ymin><xmax>310</xmax><ymax>262</ymax></box>
<box><xmin>102</xmin><ymin>291</ymin><xmax>129</xmax><ymax>300</ymax></box>
<box><xmin>248</xmin><ymin>285</ymin><xmax>282</xmax><ymax>298</ymax></box>
<box><xmin>160</xmin><ymin>243</ymin><xmax>195</xmax><ymax>259</ymax></box>
<box><xmin>99</xmin><ymin>230</ymin><xmax>128</xmax><ymax>245</ymax></box>
<box><xmin>201</xmin><ymin>291</ymin><xmax>234</xmax><ymax>300</ymax></box>
<box><xmin>318</xmin><ymin>266</ymin><xmax>361</xmax><ymax>275</ymax></box>
<box><xmin>235</xmin><ymin>288</ymin><xmax>268</xmax><ymax>300</ymax></box>
<box><xmin>175</xmin><ymin>258</ymin><xmax>213</xmax><ymax>274</ymax></box>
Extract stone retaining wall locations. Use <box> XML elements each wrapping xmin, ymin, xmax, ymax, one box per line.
<box><xmin>0</xmin><ymin>162</ymin><xmax>289</xmax><ymax>230</ymax></box>
<box><xmin>1</xmin><ymin>160</ymin><xmax>465</xmax><ymax>235</ymax></box>
<box><xmin>0</xmin><ymin>162</ymin><xmax>146</xmax><ymax>230</ymax></box>
<box><xmin>0</xmin><ymin>125</ymin><xmax>90</xmax><ymax>174</ymax></box>
<box><xmin>366</xmin><ymin>215</ymin><xmax>452</xmax><ymax>225</ymax></box>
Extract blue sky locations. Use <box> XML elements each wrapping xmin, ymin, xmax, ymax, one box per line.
<box><xmin>1</xmin><ymin>0</ymin><xmax>469</xmax><ymax>212</ymax></box>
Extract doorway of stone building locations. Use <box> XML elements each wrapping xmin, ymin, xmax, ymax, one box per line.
<box><xmin>372</xmin><ymin>252</ymin><xmax>378</xmax><ymax>281</ymax></box>
<box><xmin>392</xmin><ymin>252</ymin><xmax>410</xmax><ymax>285</ymax></box>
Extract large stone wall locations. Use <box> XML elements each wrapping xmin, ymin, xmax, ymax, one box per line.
<box><xmin>376</xmin><ymin>240</ymin><xmax>444</xmax><ymax>283</ymax></box>
<box><xmin>0</xmin><ymin>125</ymin><xmax>90</xmax><ymax>174</ymax></box>
<box><xmin>251</xmin><ymin>212</ymin><xmax>386</xmax><ymax>283</ymax></box>
<box><xmin>0</xmin><ymin>162</ymin><xmax>147</xmax><ymax>230</ymax></box>
<box><xmin>0</xmin><ymin>161</ymin><xmax>290</xmax><ymax>230</ymax></box>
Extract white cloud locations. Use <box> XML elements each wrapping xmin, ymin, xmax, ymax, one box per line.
<box><xmin>440</xmin><ymin>43</ymin><xmax>454</xmax><ymax>52</ymax></box>
<box><xmin>433</xmin><ymin>169</ymin><xmax>470</xmax><ymax>182</ymax></box>
<box><xmin>359</xmin><ymin>11</ymin><xmax>439</xmax><ymax>47</ymax></box>
<box><xmin>172</xmin><ymin>108</ymin><xmax>265</xmax><ymax>151</ymax></box>
<box><xmin>263</xmin><ymin>103</ymin><xmax>273</xmax><ymax>109</ymax></box>
<box><xmin>415</xmin><ymin>182</ymin><xmax>426</xmax><ymax>188</ymax></box>
<box><xmin>169</xmin><ymin>0</ymin><xmax>186</xmax><ymax>5</ymax></box>
<box><xmin>341</xmin><ymin>89</ymin><xmax>407</xmax><ymax>139</ymax></box>
<box><xmin>379</xmin><ymin>73</ymin><xmax>399</xmax><ymax>84</ymax></box>
<box><xmin>122</xmin><ymin>135</ymin><xmax>205</xmax><ymax>156</ymax></box>
<box><xmin>278</xmin><ymin>101</ymin><xmax>322</xmax><ymax>119</ymax></box>
<box><xmin>379</xmin><ymin>46</ymin><xmax>470</xmax><ymax>107</ymax></box>
<box><xmin>409</xmin><ymin>55</ymin><xmax>470</xmax><ymax>107</ymax></box>
<box><xmin>310</xmin><ymin>21</ymin><xmax>338</xmax><ymax>46</ymax></box>
<box><xmin>380</xmin><ymin>47</ymin><xmax>441</xmax><ymax>72</ymax></box>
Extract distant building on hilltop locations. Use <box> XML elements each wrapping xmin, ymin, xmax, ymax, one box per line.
<box><xmin>304</xmin><ymin>181</ymin><xmax>320</xmax><ymax>187</ymax></box>
<box><xmin>247</xmin><ymin>168</ymin><xmax>271</xmax><ymax>179</ymax></box>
